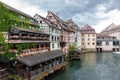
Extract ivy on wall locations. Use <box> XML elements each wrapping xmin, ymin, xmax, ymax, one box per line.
<box><xmin>0</xmin><ymin>1</ymin><xmax>39</xmax><ymax>32</ymax></box>
<box><xmin>0</xmin><ymin>33</ymin><xmax>5</xmax><ymax>42</ymax></box>
<box><xmin>0</xmin><ymin>2</ymin><xmax>41</xmax><ymax>59</ymax></box>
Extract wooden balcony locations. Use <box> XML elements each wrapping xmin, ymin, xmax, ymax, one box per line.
<box><xmin>20</xmin><ymin>48</ymin><xmax>49</xmax><ymax>57</ymax></box>
<box><xmin>9</xmin><ymin>27</ymin><xmax>50</xmax><ymax>41</ymax></box>
<box><xmin>60</xmin><ymin>40</ymin><xmax>66</xmax><ymax>48</ymax></box>
<box><xmin>9</xmin><ymin>35</ymin><xmax>49</xmax><ymax>41</ymax></box>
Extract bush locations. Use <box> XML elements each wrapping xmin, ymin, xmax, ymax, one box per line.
<box><xmin>69</xmin><ymin>44</ymin><xmax>78</xmax><ymax>52</ymax></box>
<box><xmin>8</xmin><ymin>75</ymin><xmax>23</xmax><ymax>80</ymax></box>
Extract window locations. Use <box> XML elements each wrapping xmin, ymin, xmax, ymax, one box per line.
<box><xmin>93</xmin><ymin>43</ymin><xmax>95</xmax><ymax>45</ymax></box>
<box><xmin>40</xmin><ymin>21</ymin><xmax>42</xmax><ymax>23</ymax></box>
<box><xmin>83</xmin><ymin>43</ymin><xmax>84</xmax><ymax>45</ymax></box>
<box><xmin>48</xmin><ymin>16</ymin><xmax>52</xmax><ymax>19</ymax></box>
<box><xmin>52</xmin><ymin>36</ymin><xmax>54</xmax><ymax>41</ymax></box>
<box><xmin>57</xmin><ymin>37</ymin><xmax>59</xmax><ymax>41</ymax></box>
<box><xmin>58</xmin><ymin>43</ymin><xmax>59</xmax><ymax>48</ymax></box>
<box><xmin>93</xmin><ymin>34</ymin><xmax>94</xmax><ymax>37</ymax></box>
<box><xmin>106</xmin><ymin>41</ymin><xmax>109</xmax><ymax>45</ymax></box>
<box><xmin>93</xmin><ymin>38</ymin><xmax>95</xmax><ymax>41</ymax></box>
<box><xmin>41</xmin><ymin>44</ymin><xmax>44</xmax><ymax>47</ymax></box>
<box><xmin>55</xmin><ymin>37</ymin><xmax>57</xmax><ymax>41</ymax></box>
<box><xmin>52</xmin><ymin>28</ymin><xmax>54</xmax><ymax>33</ymax></box>
<box><xmin>97</xmin><ymin>41</ymin><xmax>102</xmax><ymax>46</ymax></box>
<box><xmin>88</xmin><ymin>35</ymin><xmax>90</xmax><ymax>37</ymax></box>
<box><xmin>88</xmin><ymin>38</ymin><xmax>90</xmax><ymax>41</ymax></box>
<box><xmin>113</xmin><ymin>41</ymin><xmax>119</xmax><ymax>46</ymax></box>
<box><xmin>88</xmin><ymin>42</ymin><xmax>90</xmax><ymax>45</ymax></box>
<box><xmin>52</xmin><ymin>43</ymin><xmax>54</xmax><ymax>48</ymax></box>
<box><xmin>83</xmin><ymin>38</ymin><xmax>84</xmax><ymax>41</ymax></box>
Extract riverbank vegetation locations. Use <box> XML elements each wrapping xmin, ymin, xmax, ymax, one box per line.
<box><xmin>81</xmin><ymin>49</ymin><xmax>93</xmax><ymax>53</ymax></box>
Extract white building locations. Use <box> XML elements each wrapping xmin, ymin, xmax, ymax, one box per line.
<box><xmin>34</xmin><ymin>14</ymin><xmax>61</xmax><ymax>51</ymax></box>
<box><xmin>101</xmin><ymin>23</ymin><xmax>120</xmax><ymax>41</ymax></box>
<box><xmin>66</xmin><ymin>19</ymin><xmax>81</xmax><ymax>50</ymax></box>
<box><xmin>96</xmin><ymin>35</ymin><xmax>119</xmax><ymax>52</ymax></box>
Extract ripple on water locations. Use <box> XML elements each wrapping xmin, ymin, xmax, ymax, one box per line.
<box><xmin>46</xmin><ymin>52</ymin><xmax>120</xmax><ymax>80</ymax></box>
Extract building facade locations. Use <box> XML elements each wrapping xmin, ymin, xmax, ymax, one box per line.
<box><xmin>0</xmin><ymin>2</ymin><xmax>66</xmax><ymax>80</ymax></box>
<box><xmin>97</xmin><ymin>35</ymin><xmax>119</xmax><ymax>52</ymax></box>
<box><xmin>46</xmin><ymin>11</ymin><xmax>72</xmax><ymax>53</ymax></box>
<box><xmin>66</xmin><ymin>19</ymin><xmax>81</xmax><ymax>50</ymax></box>
<box><xmin>34</xmin><ymin>14</ymin><xmax>60</xmax><ymax>51</ymax></box>
<box><xmin>101</xmin><ymin>23</ymin><xmax>120</xmax><ymax>41</ymax></box>
<box><xmin>81</xmin><ymin>24</ymin><xmax>96</xmax><ymax>50</ymax></box>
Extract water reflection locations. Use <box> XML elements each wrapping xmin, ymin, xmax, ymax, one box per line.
<box><xmin>46</xmin><ymin>52</ymin><xmax>120</xmax><ymax>80</ymax></box>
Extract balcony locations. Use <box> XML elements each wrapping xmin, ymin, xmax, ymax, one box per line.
<box><xmin>9</xmin><ymin>27</ymin><xmax>50</xmax><ymax>42</ymax></box>
<box><xmin>60</xmin><ymin>40</ymin><xmax>66</xmax><ymax>48</ymax></box>
<box><xmin>20</xmin><ymin>48</ymin><xmax>49</xmax><ymax>57</ymax></box>
<box><xmin>9</xmin><ymin>35</ymin><xmax>49</xmax><ymax>41</ymax></box>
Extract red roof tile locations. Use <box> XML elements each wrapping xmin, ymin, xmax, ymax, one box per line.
<box><xmin>81</xmin><ymin>24</ymin><xmax>94</xmax><ymax>30</ymax></box>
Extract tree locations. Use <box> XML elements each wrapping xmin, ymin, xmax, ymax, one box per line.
<box><xmin>69</xmin><ymin>44</ymin><xmax>77</xmax><ymax>52</ymax></box>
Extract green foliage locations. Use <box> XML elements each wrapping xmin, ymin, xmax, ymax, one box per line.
<box><xmin>0</xmin><ymin>33</ymin><xmax>5</xmax><ymax>42</ymax></box>
<box><xmin>31</xmin><ymin>43</ymin><xmax>37</xmax><ymax>48</ymax></box>
<box><xmin>16</xmin><ymin>43</ymin><xmax>38</xmax><ymax>54</ymax></box>
<box><xmin>69</xmin><ymin>44</ymin><xmax>78</xmax><ymax>52</ymax></box>
<box><xmin>16</xmin><ymin>44</ymin><xmax>23</xmax><ymax>54</ymax></box>
<box><xmin>0</xmin><ymin>1</ymin><xmax>40</xmax><ymax>32</ymax></box>
<box><xmin>2</xmin><ymin>43</ymin><xmax>9</xmax><ymax>52</ymax></box>
<box><xmin>8</xmin><ymin>75</ymin><xmax>23</xmax><ymax>80</ymax></box>
<box><xmin>4</xmin><ymin>52</ymin><xmax>15</xmax><ymax>59</ymax></box>
<box><xmin>0</xmin><ymin>2</ymin><xmax>10</xmax><ymax>32</ymax></box>
<box><xmin>81</xmin><ymin>49</ymin><xmax>93</xmax><ymax>53</ymax></box>
<box><xmin>0</xmin><ymin>33</ymin><xmax>9</xmax><ymax>54</ymax></box>
<box><xmin>0</xmin><ymin>2</ymin><xmax>9</xmax><ymax>19</ymax></box>
<box><xmin>8</xmin><ymin>43</ymin><xmax>14</xmax><ymax>49</ymax></box>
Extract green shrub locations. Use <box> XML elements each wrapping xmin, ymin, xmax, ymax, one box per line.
<box><xmin>8</xmin><ymin>75</ymin><xmax>23</xmax><ymax>80</ymax></box>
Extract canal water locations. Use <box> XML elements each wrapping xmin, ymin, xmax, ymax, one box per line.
<box><xmin>46</xmin><ymin>52</ymin><xmax>120</xmax><ymax>80</ymax></box>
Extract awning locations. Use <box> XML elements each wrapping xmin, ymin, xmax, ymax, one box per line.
<box><xmin>16</xmin><ymin>50</ymin><xmax>65</xmax><ymax>67</ymax></box>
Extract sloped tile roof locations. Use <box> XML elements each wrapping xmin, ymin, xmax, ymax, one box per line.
<box><xmin>66</xmin><ymin>19</ymin><xmax>80</xmax><ymax>31</ymax></box>
<box><xmin>16</xmin><ymin>50</ymin><xmax>65</xmax><ymax>67</ymax></box>
<box><xmin>47</xmin><ymin>11</ymin><xmax>74</xmax><ymax>32</ymax></box>
<box><xmin>101</xmin><ymin>23</ymin><xmax>116</xmax><ymax>32</ymax></box>
<box><xmin>34</xmin><ymin>14</ymin><xmax>60</xmax><ymax>30</ymax></box>
<box><xmin>81</xmin><ymin>24</ymin><xmax>94</xmax><ymax>30</ymax></box>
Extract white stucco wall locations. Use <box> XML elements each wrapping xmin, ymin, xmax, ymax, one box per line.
<box><xmin>97</xmin><ymin>41</ymin><xmax>119</xmax><ymax>51</ymax></box>
<box><xmin>76</xmin><ymin>31</ymin><xmax>81</xmax><ymax>50</ymax></box>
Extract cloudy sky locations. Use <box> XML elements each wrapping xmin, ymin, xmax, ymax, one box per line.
<box><xmin>0</xmin><ymin>0</ymin><xmax>120</xmax><ymax>33</ymax></box>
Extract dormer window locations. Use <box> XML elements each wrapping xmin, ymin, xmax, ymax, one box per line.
<box><xmin>48</xmin><ymin>16</ymin><xmax>52</xmax><ymax>19</ymax></box>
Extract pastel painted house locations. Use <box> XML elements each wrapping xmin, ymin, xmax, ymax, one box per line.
<box><xmin>81</xmin><ymin>24</ymin><xmax>96</xmax><ymax>51</ymax></box>
<box><xmin>34</xmin><ymin>14</ymin><xmax>61</xmax><ymax>51</ymax></box>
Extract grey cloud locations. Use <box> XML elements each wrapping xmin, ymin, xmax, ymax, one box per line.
<box><xmin>20</xmin><ymin>0</ymin><xmax>120</xmax><ymax>27</ymax></box>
